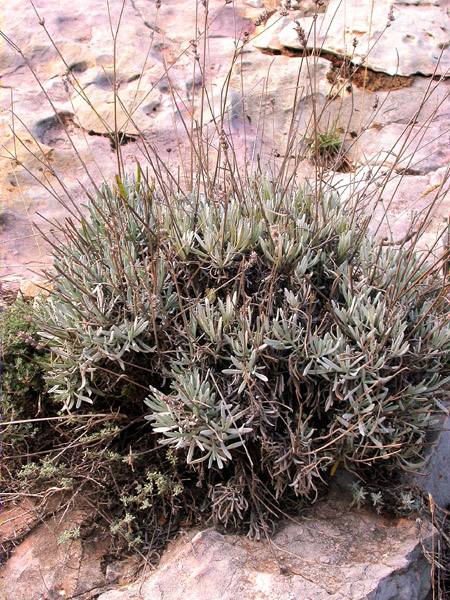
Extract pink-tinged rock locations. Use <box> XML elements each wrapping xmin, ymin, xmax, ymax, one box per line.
<box><xmin>278</xmin><ymin>0</ymin><xmax>450</xmax><ymax>76</ymax></box>
<box><xmin>0</xmin><ymin>0</ymin><xmax>449</xmax><ymax>289</ymax></box>
<box><xmin>351</xmin><ymin>120</ymin><xmax>450</xmax><ymax>175</ymax></box>
<box><xmin>95</xmin><ymin>490</ymin><xmax>432</xmax><ymax>600</ymax></box>
<box><xmin>0</xmin><ymin>507</ymin><xmax>109</xmax><ymax>600</ymax></box>
<box><xmin>0</xmin><ymin>500</ymin><xmax>38</xmax><ymax>548</ymax></box>
<box><xmin>325</xmin><ymin>164</ymin><xmax>449</xmax><ymax>256</ymax></box>
<box><xmin>0</xmin><ymin>1</ymin><xmax>259</xmax><ymax>287</ymax></box>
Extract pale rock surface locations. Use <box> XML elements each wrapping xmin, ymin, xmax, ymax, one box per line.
<box><xmin>278</xmin><ymin>0</ymin><xmax>450</xmax><ymax>76</ymax></box>
<box><xmin>95</xmin><ymin>493</ymin><xmax>432</xmax><ymax>600</ymax></box>
<box><xmin>325</xmin><ymin>164</ymin><xmax>449</xmax><ymax>254</ymax></box>
<box><xmin>246</xmin><ymin>0</ymin><xmax>264</xmax><ymax>7</ymax></box>
<box><xmin>0</xmin><ymin>0</ymin><xmax>449</xmax><ymax>293</ymax></box>
<box><xmin>253</xmin><ymin>14</ymin><xmax>291</xmax><ymax>53</ymax></box>
<box><xmin>0</xmin><ymin>0</ymin><xmax>255</xmax><ymax>286</ymax></box>
<box><xmin>338</xmin><ymin>77</ymin><xmax>450</xmax><ymax>178</ymax></box>
<box><xmin>228</xmin><ymin>46</ymin><xmax>331</xmax><ymax>149</ymax></box>
<box><xmin>0</xmin><ymin>488</ymin><xmax>437</xmax><ymax>600</ymax></box>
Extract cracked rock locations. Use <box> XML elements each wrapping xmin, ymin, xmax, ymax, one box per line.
<box><xmin>0</xmin><ymin>507</ymin><xmax>110</xmax><ymax>600</ymax></box>
<box><xmin>276</xmin><ymin>0</ymin><xmax>450</xmax><ymax>76</ymax></box>
<box><xmin>95</xmin><ymin>490</ymin><xmax>432</xmax><ymax>600</ymax></box>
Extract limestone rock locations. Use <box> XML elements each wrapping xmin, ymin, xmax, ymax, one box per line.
<box><xmin>351</xmin><ymin>120</ymin><xmax>450</xmax><ymax>175</ymax></box>
<box><xmin>95</xmin><ymin>493</ymin><xmax>432</xmax><ymax>600</ymax></box>
<box><xmin>0</xmin><ymin>500</ymin><xmax>39</xmax><ymax>550</ymax></box>
<box><xmin>0</xmin><ymin>507</ymin><xmax>109</xmax><ymax>600</ymax></box>
<box><xmin>228</xmin><ymin>45</ymin><xmax>331</xmax><ymax>148</ymax></box>
<box><xmin>253</xmin><ymin>15</ymin><xmax>291</xmax><ymax>53</ymax></box>
<box><xmin>278</xmin><ymin>0</ymin><xmax>450</xmax><ymax>76</ymax></box>
<box><xmin>324</xmin><ymin>164</ymin><xmax>449</xmax><ymax>255</ymax></box>
<box><xmin>415</xmin><ymin>415</ymin><xmax>450</xmax><ymax>508</ymax></box>
<box><xmin>19</xmin><ymin>278</ymin><xmax>52</xmax><ymax>298</ymax></box>
<box><xmin>0</xmin><ymin>0</ymin><xmax>449</xmax><ymax>287</ymax></box>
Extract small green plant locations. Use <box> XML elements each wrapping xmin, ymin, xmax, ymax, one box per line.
<box><xmin>311</xmin><ymin>127</ymin><xmax>342</xmax><ymax>159</ymax></box>
<box><xmin>33</xmin><ymin>174</ymin><xmax>450</xmax><ymax>539</ymax></box>
<box><xmin>0</xmin><ymin>300</ymin><xmax>48</xmax><ymax>470</ymax></box>
<box><xmin>0</xmin><ymin>300</ymin><xmax>44</xmax><ymax>404</ymax></box>
<box><xmin>57</xmin><ymin>526</ymin><xmax>81</xmax><ymax>545</ymax></box>
<box><xmin>0</xmin><ymin>0</ymin><xmax>447</xmax><ymax>590</ymax></box>
<box><xmin>112</xmin><ymin>467</ymin><xmax>185</xmax><ymax>548</ymax></box>
<box><xmin>351</xmin><ymin>481</ymin><xmax>420</xmax><ymax>516</ymax></box>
